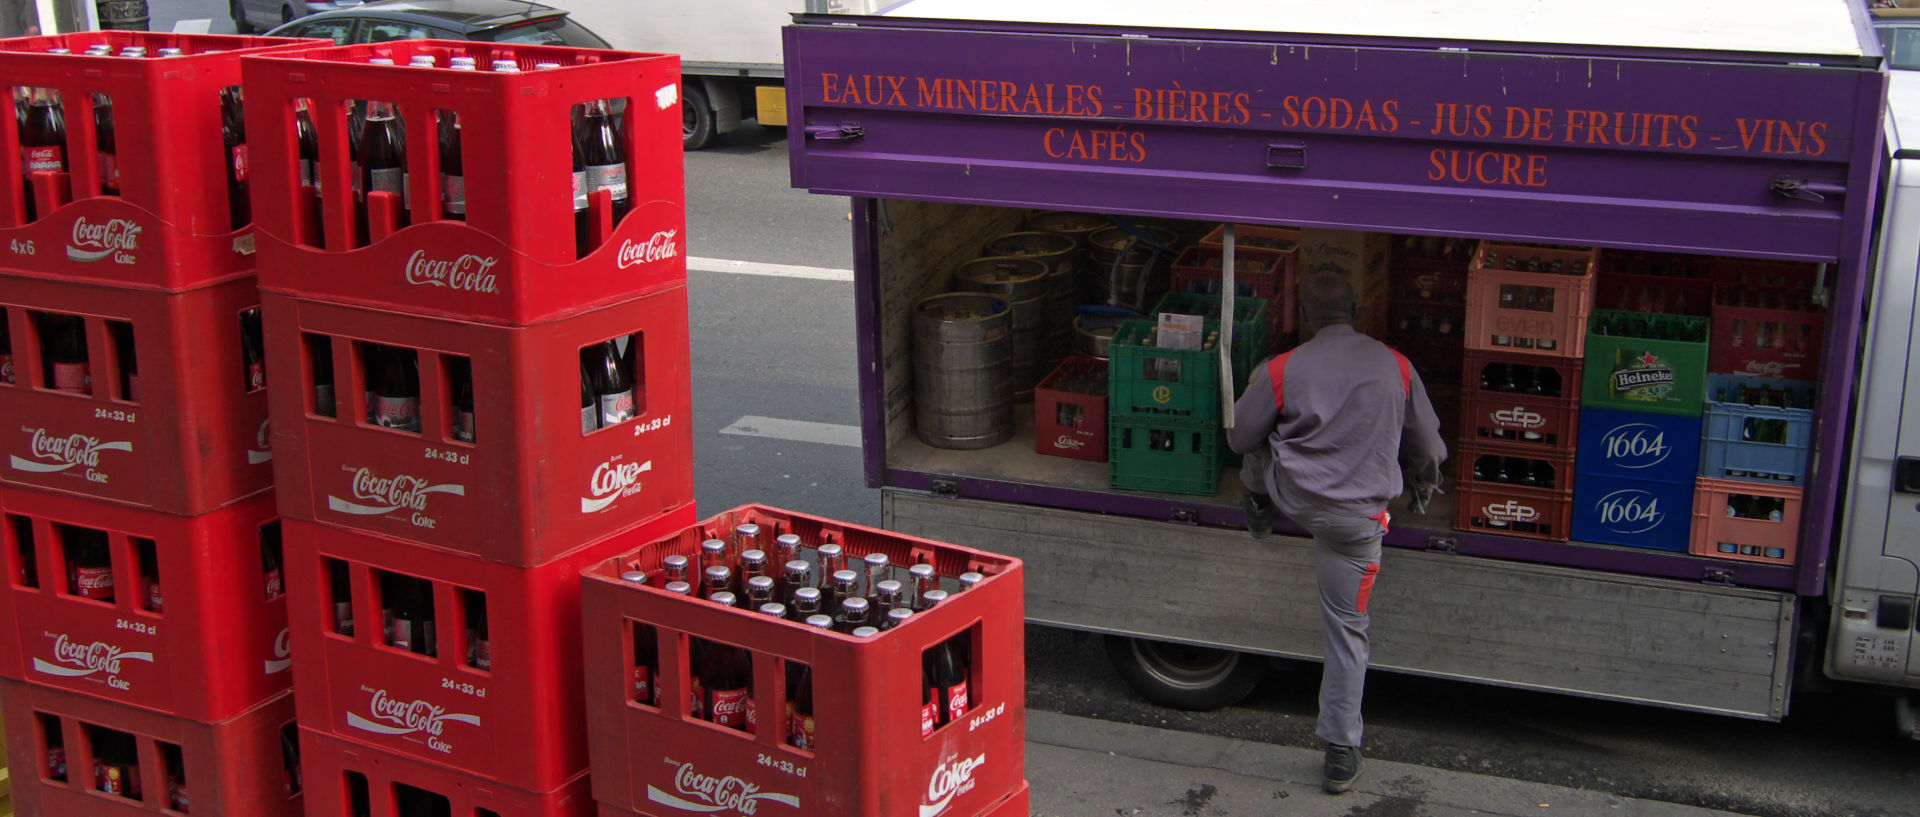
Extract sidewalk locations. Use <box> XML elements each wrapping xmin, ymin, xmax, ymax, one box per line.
<box><xmin>1025</xmin><ymin>711</ymin><xmax>1751</xmax><ymax>817</ymax></box>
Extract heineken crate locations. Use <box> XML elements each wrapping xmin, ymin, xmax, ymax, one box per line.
<box><xmin>1581</xmin><ymin>310</ymin><xmax>1710</xmax><ymax>417</ymax></box>
<box><xmin>1108</xmin><ymin>316</ymin><xmax>1265</xmax><ymax>421</ymax></box>
<box><xmin>1109</xmin><ymin>416</ymin><xmax>1223</xmax><ymax>495</ymax></box>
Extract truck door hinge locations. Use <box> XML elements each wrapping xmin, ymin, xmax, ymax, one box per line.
<box><xmin>1170</xmin><ymin>507</ymin><xmax>1199</xmax><ymax>525</ymax></box>
<box><xmin>1702</xmin><ymin>567</ymin><xmax>1737</xmax><ymax>586</ymax></box>
<box><xmin>805</xmin><ymin>122</ymin><xmax>865</xmax><ymax>142</ymax></box>
<box><xmin>1267</xmin><ymin>142</ymin><xmax>1308</xmax><ymax>170</ymax></box>
<box><xmin>1769</xmin><ymin>176</ymin><xmax>1845</xmax><ymax>203</ymax></box>
<box><xmin>1426</xmin><ymin>535</ymin><xmax>1458</xmax><ymax>554</ymax></box>
<box><xmin>929</xmin><ymin>479</ymin><xmax>960</xmax><ymax>498</ymax></box>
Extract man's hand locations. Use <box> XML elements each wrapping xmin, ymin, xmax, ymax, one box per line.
<box><xmin>1409</xmin><ymin>482</ymin><xmax>1441</xmax><ymax>515</ymax></box>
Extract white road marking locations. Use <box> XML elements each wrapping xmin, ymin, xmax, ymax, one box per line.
<box><xmin>720</xmin><ymin>416</ymin><xmax>863</xmax><ymax>448</ymax></box>
<box><xmin>689</xmin><ymin>256</ymin><xmax>854</xmax><ymax>282</ymax></box>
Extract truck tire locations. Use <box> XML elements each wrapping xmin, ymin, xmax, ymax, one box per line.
<box><xmin>683</xmin><ymin>82</ymin><xmax>716</xmax><ymax>150</ymax></box>
<box><xmin>230</xmin><ymin>0</ymin><xmax>255</xmax><ymax>33</ymax></box>
<box><xmin>1103</xmin><ymin>635</ymin><xmax>1267</xmax><ymax>711</ymax></box>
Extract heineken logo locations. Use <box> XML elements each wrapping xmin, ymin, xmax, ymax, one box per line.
<box><xmin>1612</xmin><ymin>351</ymin><xmax>1676</xmax><ymax>400</ymax></box>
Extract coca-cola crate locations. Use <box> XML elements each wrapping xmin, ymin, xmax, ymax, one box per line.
<box><xmin>596</xmin><ymin>787</ymin><xmax>1033</xmax><ymax>817</ymax></box>
<box><xmin>0</xmin><ymin>272</ymin><xmax>272</xmax><ymax>515</ymax></box>
<box><xmin>1459</xmin><ymin>390</ymin><xmax>1578</xmax><ymax>450</ymax></box>
<box><xmin>1594</xmin><ymin>251</ymin><xmax>1714</xmax><ymax>316</ymax></box>
<box><xmin>582</xmin><ymin>504</ymin><xmax>1026</xmax><ymax>817</ymax></box>
<box><xmin>1711</xmin><ymin>257</ymin><xmax>1821</xmax><ymax>289</ymax></box>
<box><xmin>261</xmin><ymin>286</ymin><xmax>692</xmax><ymax>566</ymax></box>
<box><xmin>242</xmin><ymin>40</ymin><xmax>686</xmax><ymax>326</ymax></box>
<box><xmin>1689</xmin><ymin>477</ymin><xmax>1803</xmax><ymax>566</ymax></box>
<box><xmin>1569</xmin><ymin>471</ymin><xmax>1697</xmax><ymax>552</ymax></box>
<box><xmin>1452</xmin><ymin>481</ymin><xmax>1573</xmax><ymax>542</ymax></box>
<box><xmin>1455</xmin><ymin>440</ymin><xmax>1577</xmax><ymax>495</ymax></box>
<box><xmin>1707</xmin><ymin>284</ymin><xmax>1825</xmax><ymax>381</ymax></box>
<box><xmin>282</xmin><ymin>508</ymin><xmax>691</xmax><ymax>792</ymax></box>
<box><xmin>0</xmin><ymin>33</ymin><xmax>314</xmax><ymax>291</ymax></box>
<box><xmin>1</xmin><ymin>679</ymin><xmax>301</xmax><ymax>817</ymax></box>
<box><xmin>0</xmin><ymin>487</ymin><xmax>288</xmax><ymax>723</ymax></box>
<box><xmin>296</xmin><ymin>727</ymin><xmax>592</xmax><ymax>817</ymax></box>
<box><xmin>1462</xmin><ymin>242</ymin><xmax>1597</xmax><ymax>359</ymax></box>
<box><xmin>1170</xmin><ymin>243</ymin><xmax>1297</xmax><ymax>339</ymax></box>
<box><xmin>1387</xmin><ymin>234</ymin><xmax>1472</xmax><ymax>304</ymax></box>
<box><xmin>1034</xmin><ymin>356</ymin><xmax>1106</xmax><ymax>462</ymax></box>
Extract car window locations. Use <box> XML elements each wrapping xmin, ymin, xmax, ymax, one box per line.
<box><xmin>1881</xmin><ymin>26</ymin><xmax>1920</xmax><ymax>71</ymax></box>
<box><xmin>360</xmin><ymin>20</ymin><xmax>438</xmax><ymax>44</ymax></box>
<box><xmin>288</xmin><ymin>18</ymin><xmax>355</xmax><ymax>45</ymax></box>
<box><xmin>471</xmin><ymin>17</ymin><xmax>609</xmax><ymax>48</ymax></box>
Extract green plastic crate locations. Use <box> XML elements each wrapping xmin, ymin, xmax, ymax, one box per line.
<box><xmin>1108</xmin><ymin>317</ymin><xmax>1268</xmax><ymax>421</ymax></box>
<box><xmin>1581</xmin><ymin>310</ymin><xmax>1711</xmax><ymax>417</ymax></box>
<box><xmin>1109</xmin><ymin>415</ymin><xmax>1224</xmax><ymax>495</ymax></box>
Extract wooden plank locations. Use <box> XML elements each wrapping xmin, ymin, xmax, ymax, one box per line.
<box><xmin>887</xmin><ymin>491</ymin><xmax>1793</xmax><ymax>719</ymax></box>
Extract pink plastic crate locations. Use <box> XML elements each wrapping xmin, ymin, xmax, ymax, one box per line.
<box><xmin>1689</xmin><ymin>477</ymin><xmax>1802</xmax><ymax>566</ymax></box>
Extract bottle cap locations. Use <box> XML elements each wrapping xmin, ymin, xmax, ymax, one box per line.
<box><xmin>921</xmin><ymin>589</ymin><xmax>950</xmax><ymax>607</ymax></box>
<box><xmin>490</xmin><ymin>59</ymin><xmax>520</xmax><ymax>72</ymax></box>
<box><xmin>909</xmin><ymin>563</ymin><xmax>937</xmax><ymax>581</ymax></box>
<box><xmin>664</xmin><ymin>581</ymin><xmax>692</xmax><ymax>596</ymax></box>
<box><xmin>958</xmin><ymin>572</ymin><xmax>984</xmax><ymax>589</ymax></box>
<box><xmin>47</xmin><ymin>47</ymin><xmax>70</xmax><ymax>55</ymax></box>
<box><xmin>775</xmin><ymin>533</ymin><xmax>803</xmax><ymax>551</ymax></box>
<box><xmin>700</xmin><ymin>539</ymin><xmax>727</xmax><ymax>556</ymax></box>
<box><xmin>784</xmin><ymin>559</ymin><xmax>811</xmax><ymax>575</ymax></box>
<box><xmin>662</xmin><ymin>554</ymin><xmax>690</xmax><ymax>570</ymax></box>
<box><xmin>864</xmin><ymin>552</ymin><xmax>890</xmax><ymax>568</ymax></box>
<box><xmin>840</xmin><ymin>597</ymin><xmax>869</xmax><ymax>615</ymax></box>
<box><xmin>741</xmin><ymin>549</ymin><xmax>767</xmax><ymax>567</ymax></box>
<box><xmin>369</xmin><ymin>57</ymin><xmax>396</xmax><ymax>65</ymax></box>
<box><xmin>747</xmin><ymin>576</ymin><xmax>776</xmax><ymax>593</ymax></box>
<box><xmin>804</xmin><ymin>614</ymin><xmax>833</xmax><ymax>629</ymax></box>
<box><xmin>852</xmin><ymin>626</ymin><xmax>879</xmax><ymax>638</ymax></box>
<box><xmin>409</xmin><ymin>55</ymin><xmax>435</xmax><ymax>66</ymax></box>
<box><xmin>709</xmin><ymin>591</ymin><xmax>737</xmax><ymax>607</ymax></box>
<box><xmin>818</xmin><ymin>543</ymin><xmax>842</xmax><ymax>558</ymax></box>
<box><xmin>887</xmin><ymin>607</ymin><xmax>913</xmax><ymax>624</ymax></box>
<box><xmin>158</xmin><ymin>48</ymin><xmax>184</xmax><ymax>57</ymax></box>
<box><xmin>831</xmin><ymin>569</ymin><xmax>859</xmax><ymax>587</ymax></box>
<box><xmin>735</xmin><ymin>523</ymin><xmax>762</xmax><ymax>540</ymax></box>
<box><xmin>757</xmin><ymin>603</ymin><xmax>787</xmax><ymax>618</ymax></box>
<box><xmin>618</xmin><ymin>570</ymin><xmax>647</xmax><ymax>585</ymax></box>
<box><xmin>534</xmin><ymin>62</ymin><xmax>561</xmax><ymax>70</ymax></box>
<box><xmin>876</xmin><ymin>580</ymin><xmax>903</xmax><ymax>596</ymax></box>
<box><xmin>792</xmin><ymin>587</ymin><xmax>823</xmax><ymax>604</ymax></box>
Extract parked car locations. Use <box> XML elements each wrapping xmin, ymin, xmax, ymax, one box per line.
<box><xmin>246</xmin><ymin>0</ymin><xmax>609</xmax><ymax>49</ymax></box>
<box><xmin>232</xmin><ymin>0</ymin><xmax>366</xmax><ymax>32</ymax></box>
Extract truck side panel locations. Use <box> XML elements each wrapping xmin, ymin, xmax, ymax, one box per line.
<box><xmin>888</xmin><ymin>491</ymin><xmax>1796</xmax><ymax>719</ymax></box>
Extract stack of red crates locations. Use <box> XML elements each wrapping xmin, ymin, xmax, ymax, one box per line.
<box><xmin>581</xmin><ymin>505</ymin><xmax>1032</xmax><ymax>817</ymax></box>
<box><xmin>239</xmin><ymin>40</ymin><xmax>696</xmax><ymax>816</ymax></box>
<box><xmin>1453</xmin><ymin>241</ymin><xmax>1596</xmax><ymax>542</ymax></box>
<box><xmin>0</xmin><ymin>32</ymin><xmax>315</xmax><ymax>817</ymax></box>
<box><xmin>1175</xmin><ymin>223</ymin><xmax>1299</xmax><ymax>351</ymax></box>
<box><xmin>1386</xmin><ymin>235</ymin><xmax>1472</xmax><ymax>386</ymax></box>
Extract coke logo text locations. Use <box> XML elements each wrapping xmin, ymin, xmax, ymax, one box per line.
<box><xmin>617</xmin><ymin>229</ymin><xmax>680</xmax><ymax>270</ymax></box>
<box><xmin>1601</xmin><ymin>424</ymin><xmax>1672</xmax><ymax>469</ymax></box>
<box><xmin>581</xmin><ymin>457</ymin><xmax>654</xmax><ymax>514</ymax></box>
<box><xmin>1742</xmin><ymin>360</ymin><xmax>1790</xmax><ymax>376</ymax></box>
<box><xmin>326</xmin><ymin>466</ymin><xmax>466</xmax><ymax>529</ymax></box>
<box><xmin>67</xmin><ymin>217</ymin><xmax>141</xmax><ymax>264</ymax></box>
<box><xmin>1596</xmin><ymin>489</ymin><xmax>1664</xmax><ymax>534</ymax></box>
<box><xmin>1054</xmin><ymin>435</ymin><xmax>1087</xmax><ymax>450</ymax></box>
<box><xmin>403</xmin><ymin>250</ymin><xmax>501</xmax><ymax>294</ymax></box>
<box><xmin>11</xmin><ymin>427</ymin><xmax>132</xmax><ymax>483</ymax></box>
<box><xmin>346</xmin><ymin>688</ymin><xmax>481</xmax><ymax>754</ymax></box>
<box><xmin>265</xmin><ymin>628</ymin><xmax>293</xmax><ymax>675</ymax></box>
<box><xmin>1482</xmin><ymin>500</ymin><xmax>1539</xmax><ymax>523</ymax></box>
<box><xmin>33</xmin><ymin>633</ymin><xmax>155</xmax><ymax>682</ymax></box>
<box><xmin>923</xmin><ymin>753</ymin><xmax>987</xmax><ymax>817</ymax></box>
<box><xmin>646</xmin><ymin>759</ymin><xmax>801</xmax><ymax>814</ymax></box>
<box><xmin>1491</xmin><ymin>406</ymin><xmax>1546</xmax><ymax>429</ymax></box>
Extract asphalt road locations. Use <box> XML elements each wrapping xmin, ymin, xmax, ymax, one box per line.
<box><xmin>683</xmin><ymin>125</ymin><xmax>1919</xmax><ymax>817</ymax></box>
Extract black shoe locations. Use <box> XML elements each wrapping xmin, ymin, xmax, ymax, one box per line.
<box><xmin>1323</xmin><ymin>744</ymin><xmax>1361</xmax><ymax>794</ymax></box>
<box><xmin>1243</xmin><ymin>491</ymin><xmax>1275</xmax><ymax>538</ymax></box>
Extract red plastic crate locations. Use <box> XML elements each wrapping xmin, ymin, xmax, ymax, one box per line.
<box><xmin>1198</xmin><ymin>222</ymin><xmax>1298</xmax><ymax>252</ymax></box>
<box><xmin>1711</xmin><ymin>257</ymin><xmax>1821</xmax><ymax>289</ymax></box>
<box><xmin>0</xmin><ymin>272</ymin><xmax>272</xmax><ymax>515</ymax></box>
<box><xmin>582</xmin><ymin>505</ymin><xmax>1026</xmax><ymax>817</ymax></box>
<box><xmin>1594</xmin><ymin>251</ymin><xmax>1714</xmax><ymax>316</ymax></box>
<box><xmin>1</xmin><ymin>679</ymin><xmax>301</xmax><ymax>817</ymax></box>
<box><xmin>0</xmin><ymin>486</ymin><xmax>288</xmax><ymax>723</ymax></box>
<box><xmin>1452</xmin><ymin>481</ymin><xmax>1574</xmax><ymax>542</ymax></box>
<box><xmin>1461</xmin><ymin>348</ymin><xmax>1583</xmax><ymax>403</ymax></box>
<box><xmin>1459</xmin><ymin>391</ymin><xmax>1579</xmax><ymax>450</ymax></box>
<box><xmin>242</xmin><ymin>40</ymin><xmax>686</xmax><ymax>325</ymax></box>
<box><xmin>1689</xmin><ymin>477</ymin><xmax>1803</xmax><ymax>566</ymax></box>
<box><xmin>261</xmin><ymin>287</ymin><xmax>693</xmax><ymax>566</ymax></box>
<box><xmin>297</xmin><ymin>727</ymin><xmax>592</xmax><ymax>817</ymax></box>
<box><xmin>1463</xmin><ymin>242</ymin><xmax>1596</xmax><ymax>359</ymax></box>
<box><xmin>0</xmin><ymin>33</ymin><xmax>315</xmax><ymax>291</ymax></box>
<box><xmin>1455</xmin><ymin>441</ymin><xmax>1577</xmax><ymax>495</ymax></box>
<box><xmin>1034</xmin><ymin>356</ymin><xmax>1107</xmax><ymax>462</ymax></box>
<box><xmin>1387</xmin><ymin>235</ymin><xmax>1472</xmax><ymax>304</ymax></box>
<box><xmin>282</xmin><ymin>508</ymin><xmax>692</xmax><ymax>792</ymax></box>
<box><xmin>595</xmin><ymin>785</ymin><xmax>1033</xmax><ymax>817</ymax></box>
<box><xmin>1707</xmin><ymin>284</ymin><xmax>1826</xmax><ymax>380</ymax></box>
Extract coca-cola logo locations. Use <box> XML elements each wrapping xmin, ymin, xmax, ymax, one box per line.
<box><xmin>581</xmin><ymin>457</ymin><xmax>653</xmax><ymax>514</ymax></box>
<box><xmin>1054</xmin><ymin>435</ymin><xmax>1086</xmax><ymax>450</ymax></box>
<box><xmin>346</xmin><ymin>688</ymin><xmax>481</xmax><ymax>738</ymax></box>
<box><xmin>326</xmin><ymin>466</ymin><xmax>465</xmax><ymax>517</ymax></box>
<box><xmin>10</xmin><ymin>426</ymin><xmax>133</xmax><ymax>474</ymax></box>
<box><xmin>647</xmin><ymin>760</ymin><xmax>800</xmax><ymax>814</ymax></box>
<box><xmin>1595</xmin><ymin>489</ymin><xmax>1664</xmax><ymax>534</ymax></box>
<box><xmin>67</xmin><ymin>217</ymin><xmax>141</xmax><ymax>263</ymax></box>
<box><xmin>1482</xmin><ymin>500</ymin><xmax>1540</xmax><ymax>523</ymax></box>
<box><xmin>617</xmin><ymin>229</ymin><xmax>680</xmax><ymax>270</ymax></box>
<box><xmin>33</xmin><ymin>633</ymin><xmax>155</xmax><ymax>679</ymax></box>
<box><xmin>922</xmin><ymin>753</ymin><xmax>987</xmax><ymax>817</ymax></box>
<box><xmin>1742</xmin><ymin>360</ymin><xmax>1790</xmax><ymax>376</ymax></box>
<box><xmin>1600</xmin><ymin>423</ymin><xmax>1672</xmax><ymax>469</ymax></box>
<box><xmin>403</xmin><ymin>250</ymin><xmax>500</xmax><ymax>294</ymax></box>
<box><xmin>264</xmin><ymin>628</ymin><xmax>292</xmax><ymax>675</ymax></box>
<box><xmin>248</xmin><ymin>418</ymin><xmax>273</xmax><ymax>465</ymax></box>
<box><xmin>1491</xmin><ymin>406</ymin><xmax>1546</xmax><ymax>429</ymax></box>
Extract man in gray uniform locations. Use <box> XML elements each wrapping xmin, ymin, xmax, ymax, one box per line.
<box><xmin>1227</xmin><ymin>275</ymin><xmax>1447</xmax><ymax>794</ymax></box>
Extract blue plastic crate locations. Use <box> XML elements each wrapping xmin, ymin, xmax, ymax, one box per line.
<box><xmin>1699</xmin><ymin>375</ymin><xmax>1814</xmax><ymax>485</ymax></box>
<box><xmin>1574</xmin><ymin>408</ymin><xmax>1703</xmax><ymax>484</ymax></box>
<box><xmin>1570</xmin><ymin>471</ymin><xmax>1697</xmax><ymax>552</ymax></box>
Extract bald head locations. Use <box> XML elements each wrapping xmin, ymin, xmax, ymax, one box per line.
<box><xmin>1299</xmin><ymin>274</ymin><xmax>1358</xmax><ymax>334</ymax></box>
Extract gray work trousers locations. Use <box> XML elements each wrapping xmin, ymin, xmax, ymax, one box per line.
<box><xmin>1241</xmin><ymin>448</ymin><xmax>1387</xmax><ymax>748</ymax></box>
